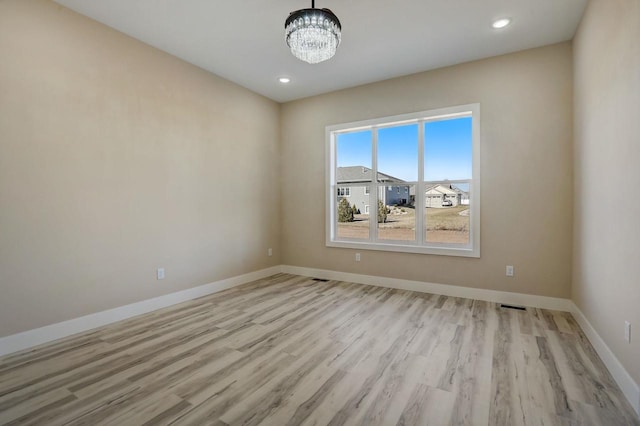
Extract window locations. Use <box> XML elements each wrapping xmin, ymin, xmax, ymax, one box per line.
<box><xmin>337</xmin><ymin>187</ymin><xmax>350</xmax><ymax>197</ymax></box>
<box><xmin>326</xmin><ymin>104</ymin><xmax>480</xmax><ymax>257</ymax></box>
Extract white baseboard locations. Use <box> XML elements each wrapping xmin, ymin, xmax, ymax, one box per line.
<box><xmin>281</xmin><ymin>265</ymin><xmax>572</xmax><ymax>311</ymax></box>
<box><xmin>0</xmin><ymin>266</ymin><xmax>282</xmax><ymax>357</ymax></box>
<box><xmin>569</xmin><ymin>302</ymin><xmax>640</xmax><ymax>417</ymax></box>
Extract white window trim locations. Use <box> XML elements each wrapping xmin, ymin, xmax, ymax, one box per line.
<box><xmin>326</xmin><ymin>103</ymin><xmax>480</xmax><ymax>258</ymax></box>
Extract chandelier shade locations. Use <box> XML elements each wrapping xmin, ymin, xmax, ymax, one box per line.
<box><xmin>285</xmin><ymin>1</ymin><xmax>341</xmax><ymax>64</ymax></box>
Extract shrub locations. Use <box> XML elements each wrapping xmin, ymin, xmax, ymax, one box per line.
<box><xmin>352</xmin><ymin>203</ymin><xmax>360</xmax><ymax>215</ymax></box>
<box><xmin>377</xmin><ymin>200</ymin><xmax>387</xmax><ymax>223</ymax></box>
<box><xmin>338</xmin><ymin>197</ymin><xmax>354</xmax><ymax>222</ymax></box>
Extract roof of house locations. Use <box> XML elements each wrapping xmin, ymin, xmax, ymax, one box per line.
<box><xmin>337</xmin><ymin>166</ymin><xmax>405</xmax><ymax>183</ymax></box>
<box><xmin>426</xmin><ymin>184</ymin><xmax>459</xmax><ymax>196</ymax></box>
<box><xmin>448</xmin><ymin>185</ymin><xmax>469</xmax><ymax>195</ymax></box>
<box><xmin>410</xmin><ymin>183</ymin><xmax>468</xmax><ymax>196</ymax></box>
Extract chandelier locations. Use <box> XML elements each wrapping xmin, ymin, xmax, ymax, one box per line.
<box><xmin>285</xmin><ymin>0</ymin><xmax>342</xmax><ymax>64</ymax></box>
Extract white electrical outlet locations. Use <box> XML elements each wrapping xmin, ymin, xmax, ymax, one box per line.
<box><xmin>355</xmin><ymin>253</ymin><xmax>361</xmax><ymax>262</ymax></box>
<box><xmin>625</xmin><ymin>321</ymin><xmax>631</xmax><ymax>343</ymax></box>
<box><xmin>506</xmin><ymin>265</ymin><xmax>514</xmax><ymax>277</ymax></box>
<box><xmin>268</xmin><ymin>248</ymin><xmax>273</xmax><ymax>257</ymax></box>
<box><xmin>157</xmin><ymin>268</ymin><xmax>165</xmax><ymax>280</ymax></box>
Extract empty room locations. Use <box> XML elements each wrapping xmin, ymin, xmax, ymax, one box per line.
<box><xmin>0</xmin><ymin>0</ymin><xmax>638</xmax><ymax>425</ymax></box>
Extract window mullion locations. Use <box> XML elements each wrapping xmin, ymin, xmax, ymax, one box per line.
<box><xmin>417</xmin><ymin>121</ymin><xmax>425</xmax><ymax>245</ymax></box>
<box><xmin>370</xmin><ymin>128</ymin><xmax>378</xmax><ymax>242</ymax></box>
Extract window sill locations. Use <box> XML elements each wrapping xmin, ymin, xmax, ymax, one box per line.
<box><xmin>326</xmin><ymin>239</ymin><xmax>480</xmax><ymax>258</ymax></box>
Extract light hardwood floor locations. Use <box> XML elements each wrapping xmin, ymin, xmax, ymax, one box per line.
<box><xmin>0</xmin><ymin>274</ymin><xmax>638</xmax><ymax>425</ymax></box>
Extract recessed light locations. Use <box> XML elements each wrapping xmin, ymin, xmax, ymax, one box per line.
<box><xmin>492</xmin><ymin>18</ymin><xmax>511</xmax><ymax>29</ymax></box>
<box><xmin>279</xmin><ymin>77</ymin><xmax>291</xmax><ymax>84</ymax></box>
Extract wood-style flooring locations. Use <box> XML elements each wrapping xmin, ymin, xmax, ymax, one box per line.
<box><xmin>0</xmin><ymin>274</ymin><xmax>638</xmax><ymax>425</ymax></box>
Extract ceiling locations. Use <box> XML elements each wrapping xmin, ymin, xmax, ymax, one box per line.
<box><xmin>53</xmin><ymin>0</ymin><xmax>588</xmax><ymax>103</ymax></box>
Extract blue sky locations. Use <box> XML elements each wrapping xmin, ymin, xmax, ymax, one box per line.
<box><xmin>336</xmin><ymin>117</ymin><xmax>472</xmax><ymax>182</ymax></box>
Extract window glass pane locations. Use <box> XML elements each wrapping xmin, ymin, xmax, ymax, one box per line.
<box><xmin>424</xmin><ymin>117</ymin><xmax>472</xmax><ymax>181</ymax></box>
<box><xmin>378</xmin><ymin>124</ymin><xmax>418</xmax><ymax>182</ymax></box>
<box><xmin>336</xmin><ymin>186</ymin><xmax>370</xmax><ymax>240</ymax></box>
<box><xmin>377</xmin><ymin>184</ymin><xmax>415</xmax><ymax>241</ymax></box>
<box><xmin>337</xmin><ymin>130</ymin><xmax>372</xmax><ymax>185</ymax></box>
<box><xmin>425</xmin><ymin>182</ymin><xmax>470</xmax><ymax>244</ymax></box>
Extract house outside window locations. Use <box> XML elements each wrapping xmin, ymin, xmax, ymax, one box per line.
<box><xmin>326</xmin><ymin>104</ymin><xmax>480</xmax><ymax>257</ymax></box>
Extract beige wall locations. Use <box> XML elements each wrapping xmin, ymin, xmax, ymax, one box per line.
<box><xmin>0</xmin><ymin>0</ymin><xmax>281</xmax><ymax>337</ymax></box>
<box><xmin>281</xmin><ymin>43</ymin><xmax>574</xmax><ymax>299</ymax></box>
<box><xmin>573</xmin><ymin>0</ymin><xmax>640</xmax><ymax>384</ymax></box>
<box><xmin>0</xmin><ymin>1</ymin><xmax>581</xmax><ymax>342</ymax></box>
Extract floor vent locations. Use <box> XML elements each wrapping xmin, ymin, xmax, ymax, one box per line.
<box><xmin>500</xmin><ymin>304</ymin><xmax>526</xmax><ymax>311</ymax></box>
<box><xmin>312</xmin><ymin>278</ymin><xmax>329</xmax><ymax>282</ymax></box>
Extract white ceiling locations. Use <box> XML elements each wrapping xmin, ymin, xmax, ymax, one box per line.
<box><xmin>53</xmin><ymin>0</ymin><xmax>588</xmax><ymax>103</ymax></box>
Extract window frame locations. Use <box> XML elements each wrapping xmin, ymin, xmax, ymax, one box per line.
<box><xmin>326</xmin><ymin>103</ymin><xmax>480</xmax><ymax>257</ymax></box>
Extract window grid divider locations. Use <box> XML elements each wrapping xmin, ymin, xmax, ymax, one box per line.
<box><xmin>370</xmin><ymin>127</ymin><xmax>379</xmax><ymax>242</ymax></box>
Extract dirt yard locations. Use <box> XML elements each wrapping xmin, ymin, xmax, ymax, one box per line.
<box><xmin>337</xmin><ymin>205</ymin><xmax>470</xmax><ymax>244</ymax></box>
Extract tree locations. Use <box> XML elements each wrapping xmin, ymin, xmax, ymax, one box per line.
<box><xmin>352</xmin><ymin>203</ymin><xmax>360</xmax><ymax>215</ymax></box>
<box><xmin>338</xmin><ymin>197</ymin><xmax>354</xmax><ymax>222</ymax></box>
<box><xmin>377</xmin><ymin>200</ymin><xmax>387</xmax><ymax>223</ymax></box>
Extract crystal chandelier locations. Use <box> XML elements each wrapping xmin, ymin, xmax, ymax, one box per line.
<box><xmin>285</xmin><ymin>0</ymin><xmax>342</xmax><ymax>64</ymax></box>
